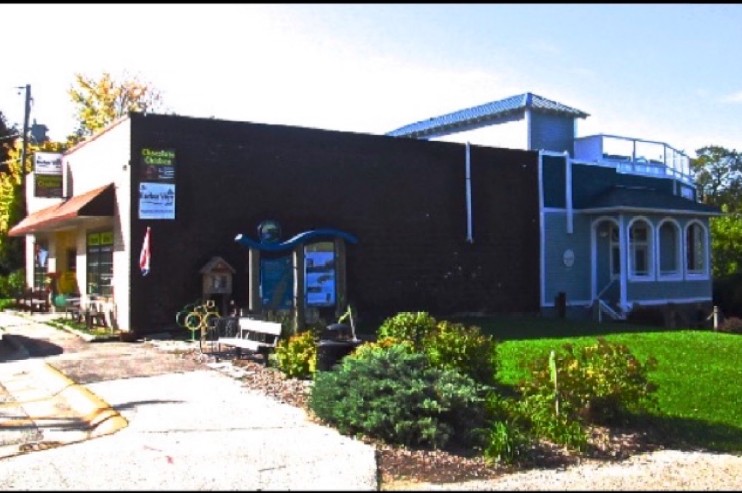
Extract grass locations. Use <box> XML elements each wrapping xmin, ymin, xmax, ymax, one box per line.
<box><xmin>46</xmin><ymin>316</ymin><xmax>120</xmax><ymax>340</ymax></box>
<box><xmin>451</xmin><ymin>314</ymin><xmax>742</xmax><ymax>453</ymax></box>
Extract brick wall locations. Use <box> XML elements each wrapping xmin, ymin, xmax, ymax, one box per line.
<box><xmin>128</xmin><ymin>114</ymin><xmax>540</xmax><ymax>333</ymax></box>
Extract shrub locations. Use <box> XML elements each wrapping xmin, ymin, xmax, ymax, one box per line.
<box><xmin>481</xmin><ymin>393</ymin><xmax>534</xmax><ymax>464</ymax></box>
<box><xmin>0</xmin><ymin>269</ymin><xmax>25</xmax><ymax>299</ymax></box>
<box><xmin>376</xmin><ymin>312</ymin><xmax>498</xmax><ymax>386</ymax></box>
<box><xmin>718</xmin><ymin>316</ymin><xmax>742</xmax><ymax>334</ymax></box>
<box><xmin>273</xmin><ymin>330</ymin><xmax>317</xmax><ymax>379</ymax></box>
<box><xmin>424</xmin><ymin>320</ymin><xmax>498</xmax><ymax>386</ymax></box>
<box><xmin>508</xmin><ymin>393</ymin><xmax>588</xmax><ymax>451</ymax></box>
<box><xmin>519</xmin><ymin>338</ymin><xmax>658</xmax><ymax>425</ymax></box>
<box><xmin>377</xmin><ymin>311</ymin><xmax>438</xmax><ymax>351</ymax></box>
<box><xmin>309</xmin><ymin>344</ymin><xmax>487</xmax><ymax>449</ymax></box>
<box><xmin>349</xmin><ymin>336</ymin><xmax>414</xmax><ymax>360</ymax></box>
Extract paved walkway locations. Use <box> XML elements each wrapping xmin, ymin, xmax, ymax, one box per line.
<box><xmin>0</xmin><ymin>312</ymin><xmax>377</xmax><ymax>490</ymax></box>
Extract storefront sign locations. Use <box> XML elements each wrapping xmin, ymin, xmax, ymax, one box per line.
<box><xmin>139</xmin><ymin>148</ymin><xmax>176</xmax><ymax>182</ymax></box>
<box><xmin>260</xmin><ymin>256</ymin><xmax>293</xmax><ymax>310</ymax></box>
<box><xmin>138</xmin><ymin>182</ymin><xmax>176</xmax><ymax>220</ymax></box>
<box><xmin>33</xmin><ymin>152</ymin><xmax>63</xmax><ymax>198</ymax></box>
<box><xmin>139</xmin><ymin>148</ymin><xmax>176</xmax><ymax>219</ymax></box>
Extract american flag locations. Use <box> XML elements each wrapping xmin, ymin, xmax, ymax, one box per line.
<box><xmin>139</xmin><ymin>226</ymin><xmax>151</xmax><ymax>276</ymax></box>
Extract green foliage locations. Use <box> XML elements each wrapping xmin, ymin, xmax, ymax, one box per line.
<box><xmin>520</xmin><ymin>338</ymin><xmax>658</xmax><ymax>425</ymax></box>
<box><xmin>481</xmin><ymin>393</ymin><xmax>533</xmax><ymax>464</ymax></box>
<box><xmin>68</xmin><ymin>72</ymin><xmax>163</xmax><ymax>142</ymax></box>
<box><xmin>711</xmin><ymin>210</ymin><xmax>742</xmax><ymax>277</ymax></box>
<box><xmin>349</xmin><ymin>336</ymin><xmax>414</xmax><ymax>360</ymax></box>
<box><xmin>309</xmin><ymin>344</ymin><xmax>487</xmax><ymax>449</ymax></box>
<box><xmin>377</xmin><ymin>311</ymin><xmax>438</xmax><ymax>350</ymax></box>
<box><xmin>0</xmin><ymin>269</ymin><xmax>24</xmax><ymax>298</ymax></box>
<box><xmin>482</xmin><ymin>420</ymin><xmax>531</xmax><ymax>465</ymax></box>
<box><xmin>692</xmin><ymin>146</ymin><xmax>742</xmax><ymax>210</ymax></box>
<box><xmin>424</xmin><ymin>320</ymin><xmax>498</xmax><ymax>386</ymax></box>
<box><xmin>0</xmin><ymin>139</ymin><xmax>68</xmax><ymax>276</ymax></box>
<box><xmin>273</xmin><ymin>330</ymin><xmax>317</xmax><ymax>379</ymax></box>
<box><xmin>376</xmin><ymin>312</ymin><xmax>497</xmax><ymax>385</ymax></box>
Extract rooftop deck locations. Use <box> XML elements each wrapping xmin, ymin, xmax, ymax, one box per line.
<box><xmin>574</xmin><ymin>134</ymin><xmax>693</xmax><ymax>185</ymax></box>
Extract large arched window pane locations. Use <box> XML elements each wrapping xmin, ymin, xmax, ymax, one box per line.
<box><xmin>629</xmin><ymin>220</ymin><xmax>653</xmax><ymax>278</ymax></box>
<box><xmin>609</xmin><ymin>223</ymin><xmax>620</xmax><ymax>278</ymax></box>
<box><xmin>658</xmin><ymin>221</ymin><xmax>679</xmax><ymax>276</ymax></box>
<box><xmin>686</xmin><ymin>222</ymin><xmax>707</xmax><ymax>275</ymax></box>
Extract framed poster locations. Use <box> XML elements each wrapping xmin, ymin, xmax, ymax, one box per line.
<box><xmin>305</xmin><ymin>242</ymin><xmax>336</xmax><ymax>307</ymax></box>
<box><xmin>138</xmin><ymin>148</ymin><xmax>176</xmax><ymax>220</ymax></box>
<box><xmin>260</xmin><ymin>256</ymin><xmax>293</xmax><ymax>310</ymax></box>
<box><xmin>138</xmin><ymin>182</ymin><xmax>176</xmax><ymax>220</ymax></box>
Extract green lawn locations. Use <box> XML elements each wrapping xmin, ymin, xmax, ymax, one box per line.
<box><xmin>451</xmin><ymin>314</ymin><xmax>742</xmax><ymax>453</ymax></box>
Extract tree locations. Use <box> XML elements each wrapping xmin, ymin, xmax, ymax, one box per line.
<box><xmin>0</xmin><ymin>73</ymin><xmax>164</xmax><ymax>277</ymax></box>
<box><xmin>710</xmin><ymin>205</ymin><xmax>742</xmax><ymax>277</ymax></box>
<box><xmin>0</xmin><ymin>111</ymin><xmax>22</xmax><ymax>275</ymax></box>
<box><xmin>691</xmin><ymin>146</ymin><xmax>742</xmax><ymax>210</ymax></box>
<box><xmin>0</xmin><ymin>137</ymin><xmax>67</xmax><ymax>275</ymax></box>
<box><xmin>68</xmin><ymin>71</ymin><xmax>163</xmax><ymax>143</ymax></box>
<box><xmin>692</xmin><ymin>146</ymin><xmax>742</xmax><ymax>277</ymax></box>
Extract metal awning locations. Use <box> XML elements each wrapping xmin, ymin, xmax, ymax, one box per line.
<box><xmin>8</xmin><ymin>183</ymin><xmax>115</xmax><ymax>236</ymax></box>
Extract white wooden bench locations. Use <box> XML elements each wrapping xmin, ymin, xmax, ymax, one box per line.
<box><xmin>216</xmin><ymin>317</ymin><xmax>283</xmax><ymax>363</ymax></box>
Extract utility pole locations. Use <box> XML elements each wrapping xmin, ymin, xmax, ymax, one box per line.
<box><xmin>18</xmin><ymin>84</ymin><xmax>31</xmax><ymax>215</ymax></box>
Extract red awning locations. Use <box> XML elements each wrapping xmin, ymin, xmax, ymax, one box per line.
<box><xmin>8</xmin><ymin>183</ymin><xmax>115</xmax><ymax>237</ymax></box>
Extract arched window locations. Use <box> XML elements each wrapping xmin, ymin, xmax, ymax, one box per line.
<box><xmin>629</xmin><ymin>219</ymin><xmax>653</xmax><ymax>279</ymax></box>
<box><xmin>686</xmin><ymin>221</ymin><xmax>708</xmax><ymax>277</ymax></box>
<box><xmin>609</xmin><ymin>223</ymin><xmax>620</xmax><ymax>279</ymax></box>
<box><xmin>657</xmin><ymin>220</ymin><xmax>680</xmax><ymax>277</ymax></box>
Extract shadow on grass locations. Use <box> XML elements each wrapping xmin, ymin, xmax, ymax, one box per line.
<box><xmin>636</xmin><ymin>413</ymin><xmax>742</xmax><ymax>453</ymax></box>
<box><xmin>451</xmin><ymin>314</ymin><xmax>689</xmax><ymax>341</ymax></box>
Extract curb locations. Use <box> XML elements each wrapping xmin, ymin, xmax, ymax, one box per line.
<box><xmin>41</xmin><ymin>363</ymin><xmax>129</xmax><ymax>438</ymax></box>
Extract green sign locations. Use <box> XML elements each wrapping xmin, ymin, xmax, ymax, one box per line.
<box><xmin>140</xmin><ymin>148</ymin><xmax>176</xmax><ymax>182</ymax></box>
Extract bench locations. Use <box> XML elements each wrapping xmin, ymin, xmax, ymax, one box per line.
<box><xmin>213</xmin><ymin>317</ymin><xmax>283</xmax><ymax>364</ymax></box>
<box><xmin>14</xmin><ymin>288</ymin><xmax>50</xmax><ymax>313</ymax></box>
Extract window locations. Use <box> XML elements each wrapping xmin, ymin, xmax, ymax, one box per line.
<box><xmin>658</xmin><ymin>221</ymin><xmax>680</xmax><ymax>277</ymax></box>
<box><xmin>33</xmin><ymin>240</ymin><xmax>49</xmax><ymax>290</ymax></box>
<box><xmin>86</xmin><ymin>231</ymin><xmax>113</xmax><ymax>296</ymax></box>
<box><xmin>686</xmin><ymin>222</ymin><xmax>707</xmax><ymax>276</ymax></box>
<box><xmin>609</xmin><ymin>224</ymin><xmax>620</xmax><ymax>279</ymax></box>
<box><xmin>66</xmin><ymin>248</ymin><xmax>77</xmax><ymax>272</ymax></box>
<box><xmin>629</xmin><ymin>220</ymin><xmax>653</xmax><ymax>278</ymax></box>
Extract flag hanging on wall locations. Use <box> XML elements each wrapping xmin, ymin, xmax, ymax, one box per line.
<box><xmin>139</xmin><ymin>226</ymin><xmax>151</xmax><ymax>276</ymax></box>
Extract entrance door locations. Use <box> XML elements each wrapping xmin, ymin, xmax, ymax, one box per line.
<box><xmin>592</xmin><ymin>218</ymin><xmax>620</xmax><ymax>305</ymax></box>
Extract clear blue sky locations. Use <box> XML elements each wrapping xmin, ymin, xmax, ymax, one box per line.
<box><xmin>1</xmin><ymin>4</ymin><xmax>740</xmax><ymax>157</ymax></box>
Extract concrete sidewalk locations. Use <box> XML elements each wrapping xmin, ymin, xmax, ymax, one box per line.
<box><xmin>0</xmin><ymin>312</ymin><xmax>378</xmax><ymax>490</ymax></box>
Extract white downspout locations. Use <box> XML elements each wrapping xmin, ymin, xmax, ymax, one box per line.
<box><xmin>565</xmin><ymin>151</ymin><xmax>573</xmax><ymax>234</ymax></box>
<box><xmin>465</xmin><ymin>142</ymin><xmax>473</xmax><ymax>243</ymax></box>
<box><xmin>538</xmin><ymin>150</ymin><xmax>545</xmax><ymax>312</ymax></box>
<box><xmin>619</xmin><ymin>214</ymin><xmax>628</xmax><ymax>310</ymax></box>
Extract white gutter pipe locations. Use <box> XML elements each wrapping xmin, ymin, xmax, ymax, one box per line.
<box><xmin>466</xmin><ymin>142</ymin><xmax>473</xmax><ymax>243</ymax></box>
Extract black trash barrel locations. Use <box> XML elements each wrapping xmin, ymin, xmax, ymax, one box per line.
<box><xmin>321</xmin><ymin>323</ymin><xmax>352</xmax><ymax>340</ymax></box>
<box><xmin>316</xmin><ymin>338</ymin><xmax>362</xmax><ymax>371</ymax></box>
